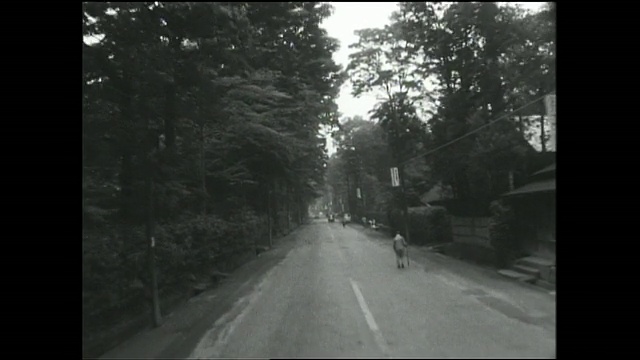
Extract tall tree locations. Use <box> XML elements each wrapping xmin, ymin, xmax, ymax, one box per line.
<box><xmin>346</xmin><ymin>15</ymin><xmax>435</xmax><ymax>238</ymax></box>
<box><xmin>392</xmin><ymin>2</ymin><xmax>555</xmax><ymax>206</ymax></box>
<box><xmin>83</xmin><ymin>1</ymin><xmax>343</xmax><ymax>342</ymax></box>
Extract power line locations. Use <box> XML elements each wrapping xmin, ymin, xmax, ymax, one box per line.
<box><xmin>399</xmin><ymin>93</ymin><xmax>550</xmax><ymax>167</ymax></box>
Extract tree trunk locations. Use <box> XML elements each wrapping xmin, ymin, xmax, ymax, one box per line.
<box><xmin>508</xmin><ymin>171</ymin><xmax>515</xmax><ymax>191</ymax></box>
<box><xmin>298</xmin><ymin>196</ymin><xmax>304</xmax><ymax>225</ymax></box>
<box><xmin>200</xmin><ymin>122</ymin><xmax>207</xmax><ymax>215</ymax></box>
<box><xmin>146</xmin><ymin>161</ymin><xmax>161</xmax><ymax>327</ymax></box>
<box><xmin>299</xmin><ymin>194</ymin><xmax>303</xmax><ymax>226</ymax></box>
<box><xmin>119</xmin><ymin>153</ymin><xmax>134</xmax><ymax>222</ymax></box>
<box><xmin>272</xmin><ymin>180</ymin><xmax>280</xmax><ymax>236</ymax></box>
<box><xmin>362</xmin><ymin>191</ymin><xmax>366</xmax><ymax>214</ymax></box>
<box><xmin>267</xmin><ymin>182</ymin><xmax>273</xmax><ymax>247</ymax></box>
<box><xmin>540</xmin><ymin>114</ymin><xmax>546</xmax><ymax>152</ymax></box>
<box><xmin>164</xmin><ymin>83</ymin><xmax>176</xmax><ymax>150</ymax></box>
<box><xmin>286</xmin><ymin>186</ymin><xmax>291</xmax><ymax>231</ymax></box>
<box><xmin>118</xmin><ymin>71</ymin><xmax>134</xmax><ymax>223</ymax></box>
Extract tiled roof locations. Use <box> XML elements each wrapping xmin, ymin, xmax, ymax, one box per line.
<box><xmin>502</xmin><ymin>179</ymin><xmax>555</xmax><ymax>197</ymax></box>
<box><xmin>533</xmin><ymin>163</ymin><xmax>555</xmax><ymax>176</ymax></box>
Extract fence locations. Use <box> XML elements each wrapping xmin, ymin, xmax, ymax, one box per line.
<box><xmin>451</xmin><ymin>216</ymin><xmax>492</xmax><ymax>248</ymax></box>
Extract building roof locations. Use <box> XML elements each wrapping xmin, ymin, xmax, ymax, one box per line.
<box><xmin>533</xmin><ymin>163</ymin><xmax>555</xmax><ymax>176</ymax></box>
<box><xmin>502</xmin><ymin>179</ymin><xmax>555</xmax><ymax>197</ymax></box>
<box><xmin>420</xmin><ymin>182</ymin><xmax>453</xmax><ymax>205</ymax></box>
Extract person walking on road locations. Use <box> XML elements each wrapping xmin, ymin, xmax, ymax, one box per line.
<box><xmin>393</xmin><ymin>231</ymin><xmax>408</xmax><ymax>269</ymax></box>
<box><xmin>342</xmin><ymin>213</ymin><xmax>351</xmax><ymax>228</ymax></box>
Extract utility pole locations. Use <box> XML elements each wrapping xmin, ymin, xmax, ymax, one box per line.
<box><xmin>145</xmin><ymin>165</ymin><xmax>161</xmax><ymax>327</ymax></box>
<box><xmin>385</xmin><ymin>94</ymin><xmax>411</xmax><ymax>243</ymax></box>
<box><xmin>360</xmin><ymin>157</ymin><xmax>366</xmax><ymax>212</ymax></box>
<box><xmin>143</xmin><ymin>126</ymin><xmax>162</xmax><ymax>328</ymax></box>
<box><xmin>354</xmin><ymin>162</ymin><xmax>361</xmax><ymax>219</ymax></box>
<box><xmin>345</xmin><ymin>174</ymin><xmax>351</xmax><ymax>214</ymax></box>
<box><xmin>144</xmin><ymin>78</ymin><xmax>178</xmax><ymax>328</ymax></box>
<box><xmin>389</xmin><ymin>125</ymin><xmax>411</xmax><ymax>243</ymax></box>
<box><xmin>390</xmin><ymin>164</ymin><xmax>411</xmax><ymax>243</ymax></box>
<box><xmin>400</xmin><ymin>165</ymin><xmax>411</xmax><ymax>243</ymax></box>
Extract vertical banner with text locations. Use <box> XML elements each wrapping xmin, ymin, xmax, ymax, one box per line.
<box><xmin>545</xmin><ymin>94</ymin><xmax>556</xmax><ymax>151</ymax></box>
<box><xmin>390</xmin><ymin>167</ymin><xmax>400</xmax><ymax>187</ymax></box>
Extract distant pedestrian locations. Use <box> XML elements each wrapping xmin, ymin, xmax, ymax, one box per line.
<box><xmin>393</xmin><ymin>231</ymin><xmax>408</xmax><ymax>269</ymax></box>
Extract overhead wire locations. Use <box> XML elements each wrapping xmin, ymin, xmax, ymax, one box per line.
<box><xmin>398</xmin><ymin>93</ymin><xmax>551</xmax><ymax>167</ymax></box>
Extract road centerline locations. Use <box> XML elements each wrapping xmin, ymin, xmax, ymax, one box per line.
<box><xmin>349</xmin><ymin>278</ymin><xmax>391</xmax><ymax>358</ymax></box>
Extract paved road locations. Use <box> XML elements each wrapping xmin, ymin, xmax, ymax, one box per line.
<box><xmin>190</xmin><ymin>220</ymin><xmax>556</xmax><ymax>358</ymax></box>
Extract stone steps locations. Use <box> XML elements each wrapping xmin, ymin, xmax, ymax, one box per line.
<box><xmin>497</xmin><ymin>269</ymin><xmax>537</xmax><ymax>283</ymax></box>
<box><xmin>513</xmin><ymin>264</ymin><xmax>540</xmax><ymax>276</ymax></box>
<box><xmin>535</xmin><ymin>279</ymin><xmax>556</xmax><ymax>291</ymax></box>
<box><xmin>517</xmin><ymin>256</ymin><xmax>554</xmax><ymax>269</ymax></box>
<box><xmin>499</xmin><ymin>256</ymin><xmax>555</xmax><ymax>291</ymax></box>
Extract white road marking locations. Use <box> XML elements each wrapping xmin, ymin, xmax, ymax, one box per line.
<box><xmin>349</xmin><ymin>278</ymin><xmax>391</xmax><ymax>358</ymax></box>
<box><xmin>189</xmin><ymin>259</ymin><xmax>283</xmax><ymax>358</ymax></box>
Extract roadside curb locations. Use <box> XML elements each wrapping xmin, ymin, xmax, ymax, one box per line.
<box><xmin>424</xmin><ymin>248</ymin><xmax>555</xmax><ymax>295</ymax></box>
<box><xmin>348</xmin><ymin>224</ymin><xmax>555</xmax><ymax>296</ymax></box>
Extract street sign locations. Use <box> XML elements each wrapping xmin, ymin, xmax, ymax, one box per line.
<box><xmin>544</xmin><ymin>95</ymin><xmax>556</xmax><ymax>117</ymax></box>
<box><xmin>390</xmin><ymin>167</ymin><xmax>400</xmax><ymax>187</ymax></box>
<box><xmin>545</xmin><ymin>94</ymin><xmax>556</xmax><ymax>151</ymax></box>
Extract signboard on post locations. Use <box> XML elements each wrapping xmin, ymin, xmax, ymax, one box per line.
<box><xmin>544</xmin><ymin>95</ymin><xmax>556</xmax><ymax>117</ymax></box>
<box><xmin>390</xmin><ymin>167</ymin><xmax>400</xmax><ymax>187</ymax></box>
<box><xmin>545</xmin><ymin>94</ymin><xmax>556</xmax><ymax>151</ymax></box>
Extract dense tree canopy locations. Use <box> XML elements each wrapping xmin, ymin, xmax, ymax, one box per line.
<box><xmin>83</xmin><ymin>2</ymin><xmax>343</xmax><ymax>352</ymax></box>
<box><xmin>330</xmin><ymin>2</ymin><xmax>555</xmax><ymax>220</ymax></box>
<box><xmin>84</xmin><ymin>2</ymin><xmax>555</xmax><ymax>356</ymax></box>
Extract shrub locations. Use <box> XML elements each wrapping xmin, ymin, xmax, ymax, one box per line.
<box><xmin>364</xmin><ymin>211</ymin><xmax>388</xmax><ymax>226</ymax></box>
<box><xmin>407</xmin><ymin>206</ymin><xmax>452</xmax><ymax>245</ymax></box>
<box><xmin>83</xmin><ymin>228</ymin><xmax>147</xmax><ymax>333</ymax></box>
<box><xmin>489</xmin><ymin>199</ymin><xmax>521</xmax><ymax>267</ymax></box>
<box><xmin>424</xmin><ymin>206</ymin><xmax>453</xmax><ymax>245</ymax></box>
<box><xmin>83</xmin><ymin>209</ymin><xmax>271</xmax><ymax>347</ymax></box>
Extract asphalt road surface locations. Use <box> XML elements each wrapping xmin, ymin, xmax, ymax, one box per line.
<box><xmin>188</xmin><ymin>220</ymin><xmax>556</xmax><ymax>358</ymax></box>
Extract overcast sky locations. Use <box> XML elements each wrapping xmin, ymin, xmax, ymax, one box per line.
<box><xmin>321</xmin><ymin>2</ymin><xmax>547</xmax><ymax>154</ymax></box>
